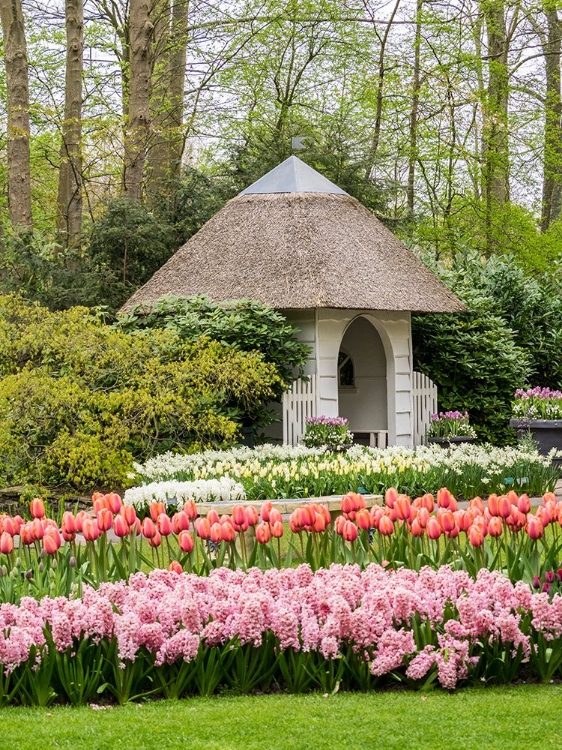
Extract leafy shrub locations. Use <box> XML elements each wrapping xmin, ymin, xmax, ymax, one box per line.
<box><xmin>117</xmin><ymin>295</ymin><xmax>310</xmax><ymax>397</ymax></box>
<box><xmin>0</xmin><ymin>295</ymin><xmax>279</xmax><ymax>489</ymax></box>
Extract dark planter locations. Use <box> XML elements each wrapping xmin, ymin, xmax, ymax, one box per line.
<box><xmin>509</xmin><ymin>419</ymin><xmax>562</xmax><ymax>469</ymax></box>
<box><xmin>426</xmin><ymin>436</ymin><xmax>478</xmax><ymax>449</ymax></box>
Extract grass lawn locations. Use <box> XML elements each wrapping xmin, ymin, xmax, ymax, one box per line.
<box><xmin>1</xmin><ymin>686</ymin><xmax>561</xmax><ymax>750</ymax></box>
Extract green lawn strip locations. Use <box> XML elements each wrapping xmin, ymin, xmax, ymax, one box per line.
<box><xmin>1</xmin><ymin>686</ymin><xmax>561</xmax><ymax>750</ymax></box>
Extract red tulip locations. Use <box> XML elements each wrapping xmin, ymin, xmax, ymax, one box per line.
<box><xmin>526</xmin><ymin>515</ymin><xmax>544</xmax><ymax>540</ymax></box>
<box><xmin>426</xmin><ymin>517</ymin><xmax>442</xmax><ymax>540</ymax></box>
<box><xmin>172</xmin><ymin>511</ymin><xmax>190</xmax><ymax>534</ymax></box>
<box><xmin>0</xmin><ymin>531</ymin><xmax>14</xmax><ymax>555</ymax></box>
<box><xmin>245</xmin><ymin>506</ymin><xmax>259</xmax><ymax>526</ymax></box>
<box><xmin>141</xmin><ymin>517</ymin><xmax>157</xmax><ymax>539</ymax></box>
<box><xmin>96</xmin><ymin>508</ymin><xmax>113</xmax><ymax>532</ymax></box>
<box><xmin>106</xmin><ymin>492</ymin><xmax>122</xmax><ymax>514</ymax></box>
<box><xmin>183</xmin><ymin>499</ymin><xmax>198</xmax><ymax>520</ymax></box>
<box><xmin>378</xmin><ymin>515</ymin><xmax>394</xmax><ymax>536</ymax></box>
<box><xmin>30</xmin><ymin>498</ymin><xmax>45</xmax><ymax>519</ymax></box>
<box><xmin>43</xmin><ymin>527</ymin><xmax>61</xmax><ymax>555</ymax></box>
<box><xmin>169</xmin><ymin>560</ymin><xmax>183</xmax><ymax>574</ymax></box>
<box><xmin>342</xmin><ymin>520</ymin><xmax>358</xmax><ymax>542</ymax></box>
<box><xmin>256</xmin><ymin>522</ymin><xmax>271</xmax><ymax>544</ymax></box>
<box><xmin>468</xmin><ymin>524</ymin><xmax>485</xmax><ymax>547</ymax></box>
<box><xmin>488</xmin><ymin>516</ymin><xmax>503</xmax><ymax>537</ymax></box>
<box><xmin>82</xmin><ymin>518</ymin><xmax>100</xmax><ymax>542</ymax></box>
<box><xmin>194</xmin><ymin>517</ymin><xmax>211</xmax><ymax>540</ymax></box>
<box><xmin>157</xmin><ymin>513</ymin><xmax>173</xmax><ymax>537</ymax></box>
<box><xmin>113</xmin><ymin>514</ymin><xmax>129</xmax><ymax>538</ymax></box>
<box><xmin>178</xmin><ymin>530</ymin><xmax>194</xmax><ymax>553</ymax></box>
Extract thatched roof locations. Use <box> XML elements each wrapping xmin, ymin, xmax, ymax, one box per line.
<box><xmin>121</xmin><ymin>156</ymin><xmax>464</xmax><ymax>314</ymax></box>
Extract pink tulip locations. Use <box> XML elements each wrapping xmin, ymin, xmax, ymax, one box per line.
<box><xmin>157</xmin><ymin>513</ymin><xmax>173</xmax><ymax>537</ymax></box>
<box><xmin>497</xmin><ymin>496</ymin><xmax>512</xmax><ymax>520</ymax></box>
<box><xmin>62</xmin><ymin>511</ymin><xmax>76</xmax><ymax>536</ymax></box>
<box><xmin>378</xmin><ymin>515</ymin><xmax>394</xmax><ymax>536</ymax></box>
<box><xmin>207</xmin><ymin>509</ymin><xmax>220</xmax><ymax>526</ymax></box>
<box><xmin>384</xmin><ymin>487</ymin><xmax>398</xmax><ymax>509</ymax></box>
<box><xmin>438</xmin><ymin>510</ymin><xmax>455</xmax><ymax>533</ymax></box>
<box><xmin>172</xmin><ymin>511</ymin><xmax>190</xmax><ymax>534</ymax></box>
<box><xmin>42</xmin><ymin>527</ymin><xmax>61</xmax><ymax>555</ymax></box>
<box><xmin>256</xmin><ymin>522</ymin><xmax>271</xmax><ymax>544</ymax></box>
<box><xmin>342</xmin><ymin>520</ymin><xmax>358</xmax><ymax>542</ymax></box>
<box><xmin>468</xmin><ymin>525</ymin><xmax>485</xmax><ymax>547</ymax></box>
<box><xmin>245</xmin><ymin>506</ymin><xmax>259</xmax><ymax>526</ymax></box>
<box><xmin>141</xmin><ymin>517</ymin><xmax>157</xmax><ymax>539</ymax></box>
<box><xmin>178</xmin><ymin>530</ymin><xmax>194</xmax><ymax>553</ymax></box>
<box><xmin>221</xmin><ymin>523</ymin><xmax>236</xmax><ymax>543</ymax></box>
<box><xmin>113</xmin><ymin>514</ymin><xmax>129</xmax><ymax>538</ymax></box>
<box><xmin>410</xmin><ymin>518</ymin><xmax>424</xmax><ymax>537</ymax></box>
<box><xmin>355</xmin><ymin>508</ymin><xmax>371</xmax><ymax>530</ymax></box>
<box><xmin>0</xmin><ymin>531</ymin><xmax>14</xmax><ymax>555</ymax></box>
<box><xmin>30</xmin><ymin>498</ymin><xmax>45</xmax><ymax>519</ymax></box>
<box><xmin>168</xmin><ymin>560</ymin><xmax>182</xmax><ymax>574</ymax></box>
<box><xmin>32</xmin><ymin>517</ymin><xmax>45</xmax><ymax>541</ymax></box>
<box><xmin>194</xmin><ymin>517</ymin><xmax>211</xmax><ymax>540</ymax></box>
<box><xmin>395</xmin><ymin>496</ymin><xmax>411</xmax><ymax>521</ymax></box>
<box><xmin>419</xmin><ymin>493</ymin><xmax>435</xmax><ymax>512</ymax></box>
<box><xmin>526</xmin><ymin>515</ymin><xmax>544</xmax><ymax>540</ymax></box>
<box><xmin>269</xmin><ymin>508</ymin><xmax>283</xmax><ymax>526</ymax></box>
<box><xmin>106</xmin><ymin>492</ymin><xmax>122</xmax><ymax>514</ymax></box>
<box><xmin>271</xmin><ymin>520</ymin><xmax>284</xmax><ymax>538</ymax></box>
<box><xmin>232</xmin><ymin>505</ymin><xmax>247</xmax><ymax>527</ymax></box>
<box><xmin>96</xmin><ymin>508</ymin><xmax>113</xmax><ymax>532</ymax></box>
<box><xmin>148</xmin><ymin>530</ymin><xmax>162</xmax><ymax>548</ymax></box>
<box><xmin>183</xmin><ymin>499</ymin><xmax>198</xmax><ymax>520</ymax></box>
<box><xmin>210</xmin><ymin>522</ymin><xmax>223</xmax><ymax>544</ymax></box>
<box><xmin>260</xmin><ymin>501</ymin><xmax>273</xmax><ymax>522</ymax></box>
<box><xmin>82</xmin><ymin>518</ymin><xmax>100</xmax><ymax>542</ymax></box>
<box><xmin>426</xmin><ymin>517</ymin><xmax>441</xmax><ymax>540</ymax></box>
<box><xmin>488</xmin><ymin>517</ymin><xmax>503</xmax><ymax>538</ymax></box>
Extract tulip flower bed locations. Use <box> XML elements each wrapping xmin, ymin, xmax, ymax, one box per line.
<box><xmin>2</xmin><ymin>488</ymin><xmax>562</xmax><ymax>607</ymax></box>
<box><xmin>133</xmin><ymin>443</ymin><xmax>560</xmax><ymax>502</ymax></box>
<box><xmin>2</xmin><ymin>564</ymin><xmax>562</xmax><ymax>706</ymax></box>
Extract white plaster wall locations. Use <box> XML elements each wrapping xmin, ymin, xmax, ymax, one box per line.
<box><xmin>338</xmin><ymin>316</ymin><xmax>387</xmax><ymax>431</ymax></box>
<box><xmin>315</xmin><ymin>309</ymin><xmax>413</xmax><ymax>446</ymax></box>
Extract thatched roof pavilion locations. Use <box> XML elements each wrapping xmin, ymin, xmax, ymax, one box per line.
<box><xmin>122</xmin><ymin>156</ymin><xmax>464</xmax><ymax>449</ymax></box>
<box><xmin>120</xmin><ymin>156</ymin><xmax>463</xmax><ymax>314</ymax></box>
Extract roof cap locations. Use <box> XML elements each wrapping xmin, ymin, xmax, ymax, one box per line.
<box><xmin>240</xmin><ymin>155</ymin><xmax>348</xmax><ymax>196</ymax></box>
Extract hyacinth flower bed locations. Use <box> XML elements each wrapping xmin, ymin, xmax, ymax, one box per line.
<box><xmin>2</xmin><ymin>564</ymin><xmax>562</xmax><ymax>707</ymax></box>
<box><xmin>132</xmin><ymin>443</ymin><xmax>560</xmax><ymax>502</ymax></box>
<box><xmin>3</xmin><ymin>489</ymin><xmax>562</xmax><ymax>606</ymax></box>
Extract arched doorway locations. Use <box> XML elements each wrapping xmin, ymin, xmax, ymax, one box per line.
<box><xmin>337</xmin><ymin>316</ymin><xmax>388</xmax><ymax>444</ymax></box>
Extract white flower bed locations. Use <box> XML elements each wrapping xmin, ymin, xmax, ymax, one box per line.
<box><xmin>123</xmin><ymin>477</ymin><xmax>246</xmax><ymax>510</ymax></box>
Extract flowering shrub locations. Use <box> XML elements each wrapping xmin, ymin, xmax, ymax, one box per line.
<box><xmin>426</xmin><ymin>411</ymin><xmax>477</xmax><ymax>439</ymax></box>
<box><xmin>135</xmin><ymin>443</ymin><xmax>559</xmax><ymax>500</ymax></box>
<box><xmin>123</xmin><ymin>478</ymin><xmax>245</xmax><ymax>510</ymax></box>
<box><xmin>513</xmin><ymin>387</ymin><xmax>562</xmax><ymax>420</ymax></box>
<box><xmin>2</xmin><ymin>564</ymin><xmax>562</xmax><ymax>704</ymax></box>
<box><xmin>301</xmin><ymin>416</ymin><xmax>354</xmax><ymax>450</ymax></box>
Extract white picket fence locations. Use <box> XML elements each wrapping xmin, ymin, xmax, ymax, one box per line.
<box><xmin>412</xmin><ymin>371</ymin><xmax>438</xmax><ymax>446</ymax></box>
<box><xmin>282</xmin><ymin>376</ymin><xmax>316</xmax><ymax>445</ymax></box>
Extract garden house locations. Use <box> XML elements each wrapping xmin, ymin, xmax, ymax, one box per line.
<box><xmin>121</xmin><ymin>156</ymin><xmax>464</xmax><ymax>447</ymax></box>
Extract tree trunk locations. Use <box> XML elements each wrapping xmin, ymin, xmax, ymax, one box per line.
<box><xmin>406</xmin><ymin>0</ymin><xmax>423</xmax><ymax>219</ymax></box>
<box><xmin>0</xmin><ymin>0</ymin><xmax>32</xmax><ymax>232</ymax></box>
<box><xmin>146</xmin><ymin>0</ymin><xmax>188</xmax><ymax>203</ymax></box>
<box><xmin>540</xmin><ymin>9</ymin><xmax>562</xmax><ymax>231</ymax></box>
<box><xmin>123</xmin><ymin>0</ymin><xmax>154</xmax><ymax>201</ymax></box>
<box><xmin>480</xmin><ymin>0</ymin><xmax>510</xmax><ymax>249</ymax></box>
<box><xmin>56</xmin><ymin>0</ymin><xmax>84</xmax><ymax>248</ymax></box>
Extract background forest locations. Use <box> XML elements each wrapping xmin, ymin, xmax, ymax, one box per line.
<box><xmin>1</xmin><ymin>0</ymin><xmax>562</xmax><ymax>471</ymax></box>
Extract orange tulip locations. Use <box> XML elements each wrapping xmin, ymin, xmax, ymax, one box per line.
<box><xmin>169</xmin><ymin>560</ymin><xmax>183</xmax><ymax>574</ymax></box>
<box><xmin>497</xmin><ymin>496</ymin><xmax>512</xmax><ymax>519</ymax></box>
<box><xmin>269</xmin><ymin>508</ymin><xmax>283</xmax><ymax>526</ymax></box>
<box><xmin>32</xmin><ymin>517</ymin><xmax>45</xmax><ymax>541</ymax></box>
<box><xmin>378</xmin><ymin>515</ymin><xmax>394</xmax><ymax>536</ymax></box>
<box><xmin>417</xmin><ymin>507</ymin><xmax>430</xmax><ymax>528</ymax></box>
<box><xmin>437</xmin><ymin>488</ymin><xmax>454</xmax><ymax>509</ymax></box>
<box><xmin>62</xmin><ymin>511</ymin><xmax>76</xmax><ymax>536</ymax></box>
<box><xmin>183</xmin><ymin>499</ymin><xmax>198</xmax><ymax>520</ymax></box>
<box><xmin>395</xmin><ymin>496</ymin><xmax>411</xmax><ymax>521</ymax></box>
<box><xmin>178</xmin><ymin>530</ymin><xmax>194</xmax><ymax>553</ymax></box>
<box><xmin>438</xmin><ymin>510</ymin><xmax>456</xmax><ymax>533</ymax></box>
<box><xmin>488</xmin><ymin>517</ymin><xmax>503</xmax><ymax>537</ymax></box>
<box><xmin>221</xmin><ymin>523</ymin><xmax>236</xmax><ymax>543</ymax></box>
<box><xmin>355</xmin><ymin>508</ymin><xmax>371</xmax><ymax>530</ymax></box>
<box><xmin>419</xmin><ymin>493</ymin><xmax>435</xmax><ymax>512</ymax></box>
<box><xmin>256</xmin><ymin>522</ymin><xmax>272</xmax><ymax>544</ymax></box>
<box><xmin>260</xmin><ymin>501</ymin><xmax>273</xmax><ymax>522</ymax></box>
<box><xmin>468</xmin><ymin>524</ymin><xmax>485</xmax><ymax>547</ymax></box>
<box><xmin>20</xmin><ymin>523</ymin><xmax>34</xmax><ymax>546</ymax></box>
<box><xmin>149</xmin><ymin>502</ymin><xmax>166</xmax><ymax>522</ymax></box>
<box><xmin>43</xmin><ymin>527</ymin><xmax>61</xmax><ymax>555</ymax></box>
<box><xmin>82</xmin><ymin>518</ymin><xmax>100</xmax><ymax>542</ymax></box>
<box><xmin>271</xmin><ymin>520</ymin><xmax>284</xmax><ymax>538</ymax></box>
<box><xmin>96</xmin><ymin>508</ymin><xmax>113</xmax><ymax>532</ymax></box>
<box><xmin>245</xmin><ymin>506</ymin><xmax>259</xmax><ymax>526</ymax></box>
<box><xmin>385</xmin><ymin>487</ymin><xmax>398</xmax><ymax>508</ymax></box>
<box><xmin>210</xmin><ymin>522</ymin><xmax>223</xmax><ymax>544</ymax></box>
<box><xmin>172</xmin><ymin>511</ymin><xmax>190</xmax><ymax>534</ymax></box>
<box><xmin>30</xmin><ymin>498</ymin><xmax>45</xmax><ymax>519</ymax></box>
<box><xmin>342</xmin><ymin>520</ymin><xmax>358</xmax><ymax>542</ymax></box>
<box><xmin>0</xmin><ymin>531</ymin><xmax>14</xmax><ymax>555</ymax></box>
<box><xmin>194</xmin><ymin>517</ymin><xmax>211</xmax><ymax>540</ymax></box>
<box><xmin>410</xmin><ymin>518</ymin><xmax>424</xmax><ymax>537</ymax></box>
<box><xmin>207</xmin><ymin>509</ymin><xmax>220</xmax><ymax>526</ymax></box>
